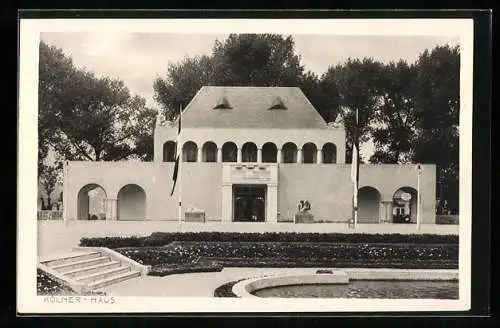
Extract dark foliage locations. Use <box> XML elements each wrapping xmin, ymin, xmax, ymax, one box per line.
<box><xmin>80</xmin><ymin>232</ymin><xmax>458</xmax><ymax>248</ymax></box>
<box><xmin>113</xmin><ymin>241</ymin><xmax>457</xmax><ymax>272</ymax></box>
<box><xmin>37</xmin><ymin>269</ymin><xmax>75</xmax><ymax>295</ymax></box>
<box><xmin>213</xmin><ymin>279</ymin><xmax>244</xmax><ymax>297</ymax></box>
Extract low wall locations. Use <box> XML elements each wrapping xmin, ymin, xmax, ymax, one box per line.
<box><xmin>436</xmin><ymin>215</ymin><xmax>459</xmax><ymax>225</ymax></box>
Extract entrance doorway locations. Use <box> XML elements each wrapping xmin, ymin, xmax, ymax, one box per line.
<box><xmin>233</xmin><ymin>184</ymin><xmax>266</xmax><ymax>222</ymax></box>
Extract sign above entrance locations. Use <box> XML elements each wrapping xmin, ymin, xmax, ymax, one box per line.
<box><xmin>222</xmin><ymin>163</ymin><xmax>278</xmax><ymax>185</ymax></box>
<box><xmin>400</xmin><ymin>192</ymin><xmax>412</xmax><ymax>201</ymax></box>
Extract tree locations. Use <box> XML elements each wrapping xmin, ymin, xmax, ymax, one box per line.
<box><xmin>412</xmin><ymin>45</ymin><xmax>460</xmax><ymax>213</ymax></box>
<box><xmin>211</xmin><ymin>34</ymin><xmax>304</xmax><ymax>87</ymax></box>
<box><xmin>153</xmin><ymin>55</ymin><xmax>216</xmax><ymax>121</ymax></box>
<box><xmin>154</xmin><ymin>34</ymin><xmax>319</xmax><ymax>120</ymax></box>
<box><xmin>39</xmin><ymin>41</ymin><xmax>156</xmax><ymax>162</ymax></box>
<box><xmin>39</xmin><ymin>162</ymin><xmax>61</xmax><ymax>210</ymax></box>
<box><xmin>322</xmin><ymin>58</ymin><xmax>384</xmax><ymax>163</ymax></box>
<box><xmin>299</xmin><ymin>71</ymin><xmax>341</xmax><ymax>124</ymax></box>
<box><xmin>369</xmin><ymin>60</ymin><xmax>418</xmax><ymax>164</ymax></box>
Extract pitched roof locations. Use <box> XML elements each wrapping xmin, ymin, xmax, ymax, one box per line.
<box><xmin>180</xmin><ymin>86</ymin><xmax>328</xmax><ymax>129</ymax></box>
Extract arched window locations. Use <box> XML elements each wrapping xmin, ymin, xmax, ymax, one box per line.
<box><xmin>262</xmin><ymin>142</ymin><xmax>277</xmax><ymax>163</ymax></box>
<box><xmin>202</xmin><ymin>141</ymin><xmax>217</xmax><ymax>162</ymax></box>
<box><xmin>242</xmin><ymin>142</ymin><xmax>257</xmax><ymax>162</ymax></box>
<box><xmin>322</xmin><ymin>143</ymin><xmax>337</xmax><ymax>164</ymax></box>
<box><xmin>302</xmin><ymin>143</ymin><xmax>317</xmax><ymax>163</ymax></box>
<box><xmin>282</xmin><ymin>142</ymin><xmax>297</xmax><ymax>163</ymax></box>
<box><xmin>163</xmin><ymin>141</ymin><xmax>176</xmax><ymax>162</ymax></box>
<box><xmin>222</xmin><ymin>142</ymin><xmax>237</xmax><ymax>162</ymax></box>
<box><xmin>182</xmin><ymin>141</ymin><xmax>198</xmax><ymax>162</ymax></box>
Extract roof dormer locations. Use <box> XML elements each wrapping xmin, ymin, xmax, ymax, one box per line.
<box><xmin>268</xmin><ymin>96</ymin><xmax>287</xmax><ymax>110</ymax></box>
<box><xmin>213</xmin><ymin>96</ymin><xmax>232</xmax><ymax>109</ymax></box>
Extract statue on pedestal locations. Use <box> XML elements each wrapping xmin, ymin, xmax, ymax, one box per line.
<box><xmin>295</xmin><ymin>199</ymin><xmax>314</xmax><ymax>223</ymax></box>
<box><xmin>327</xmin><ymin>114</ymin><xmax>344</xmax><ymax>129</ymax></box>
<box><xmin>155</xmin><ymin>111</ymin><xmax>164</xmax><ymax>127</ymax></box>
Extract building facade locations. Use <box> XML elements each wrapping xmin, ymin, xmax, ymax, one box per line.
<box><xmin>63</xmin><ymin>87</ymin><xmax>436</xmax><ymax>224</ymax></box>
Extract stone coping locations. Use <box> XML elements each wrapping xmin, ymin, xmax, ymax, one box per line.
<box><xmin>231</xmin><ymin>269</ymin><xmax>459</xmax><ymax>298</ymax></box>
<box><xmin>233</xmin><ymin>271</ymin><xmax>349</xmax><ymax>298</ymax></box>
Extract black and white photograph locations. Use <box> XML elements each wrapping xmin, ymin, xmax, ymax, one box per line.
<box><xmin>17</xmin><ymin>17</ymin><xmax>474</xmax><ymax>313</ymax></box>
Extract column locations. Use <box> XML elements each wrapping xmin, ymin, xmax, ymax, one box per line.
<box><xmin>257</xmin><ymin>148</ymin><xmax>262</xmax><ymax>163</ymax></box>
<box><xmin>386</xmin><ymin>201</ymin><xmax>393</xmax><ymax>223</ymax></box>
<box><xmin>197</xmin><ymin>147</ymin><xmax>203</xmax><ymax>162</ymax></box>
<box><xmin>217</xmin><ymin>147</ymin><xmax>222</xmax><ymax>163</ymax></box>
<box><xmin>237</xmin><ymin>147</ymin><xmax>242</xmax><ymax>163</ymax></box>
<box><xmin>221</xmin><ymin>185</ymin><xmax>232</xmax><ymax>222</ymax></box>
<box><xmin>296</xmin><ymin>149</ymin><xmax>302</xmax><ymax>164</ymax></box>
<box><xmin>317</xmin><ymin>149</ymin><xmax>323</xmax><ymax>164</ymax></box>
<box><xmin>106</xmin><ymin>198</ymin><xmax>117</xmax><ymax>220</ymax></box>
<box><xmin>266</xmin><ymin>184</ymin><xmax>278</xmax><ymax>223</ymax></box>
<box><xmin>277</xmin><ymin>149</ymin><xmax>282</xmax><ymax>163</ymax></box>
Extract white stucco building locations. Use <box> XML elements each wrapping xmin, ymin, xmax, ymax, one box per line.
<box><xmin>63</xmin><ymin>86</ymin><xmax>436</xmax><ymax>224</ymax></box>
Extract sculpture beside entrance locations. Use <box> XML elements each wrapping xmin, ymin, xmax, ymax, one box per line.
<box><xmin>295</xmin><ymin>199</ymin><xmax>314</xmax><ymax>223</ymax></box>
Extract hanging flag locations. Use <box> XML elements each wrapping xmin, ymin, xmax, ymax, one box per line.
<box><xmin>170</xmin><ymin>105</ymin><xmax>182</xmax><ymax>196</ymax></box>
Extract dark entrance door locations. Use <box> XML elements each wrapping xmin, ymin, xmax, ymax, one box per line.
<box><xmin>233</xmin><ymin>185</ymin><xmax>266</xmax><ymax>222</ymax></box>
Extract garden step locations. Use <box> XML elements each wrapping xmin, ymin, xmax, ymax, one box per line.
<box><xmin>63</xmin><ymin>261</ymin><xmax>122</xmax><ymax>279</ymax></box>
<box><xmin>87</xmin><ymin>270</ymin><xmax>141</xmax><ymax>290</ymax></box>
<box><xmin>76</xmin><ymin>266</ymin><xmax>131</xmax><ymax>284</ymax></box>
<box><xmin>41</xmin><ymin>252</ymin><xmax>102</xmax><ymax>267</ymax></box>
<box><xmin>51</xmin><ymin>256</ymin><xmax>111</xmax><ymax>273</ymax></box>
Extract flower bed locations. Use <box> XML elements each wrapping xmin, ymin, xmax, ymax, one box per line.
<box><xmin>37</xmin><ymin>269</ymin><xmax>76</xmax><ymax>295</ymax></box>
<box><xmin>113</xmin><ymin>241</ymin><xmax>458</xmax><ymax>272</ymax></box>
<box><xmin>80</xmin><ymin>232</ymin><xmax>458</xmax><ymax>248</ymax></box>
<box><xmin>213</xmin><ymin>279</ymin><xmax>244</xmax><ymax>297</ymax></box>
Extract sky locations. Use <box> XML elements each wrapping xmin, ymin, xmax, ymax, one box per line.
<box><xmin>40</xmin><ymin>33</ymin><xmax>459</xmax><ymax>160</ymax></box>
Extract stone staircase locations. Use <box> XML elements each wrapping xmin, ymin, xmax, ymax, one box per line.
<box><xmin>39</xmin><ymin>248</ymin><xmax>149</xmax><ymax>294</ymax></box>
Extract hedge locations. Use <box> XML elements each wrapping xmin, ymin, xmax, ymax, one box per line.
<box><xmin>149</xmin><ymin>261</ymin><xmax>223</xmax><ymax>276</ymax></box>
<box><xmin>80</xmin><ymin>232</ymin><xmax>458</xmax><ymax>248</ymax></box>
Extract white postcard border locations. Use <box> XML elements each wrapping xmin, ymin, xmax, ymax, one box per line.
<box><xmin>18</xmin><ymin>18</ymin><xmax>474</xmax><ymax>313</ymax></box>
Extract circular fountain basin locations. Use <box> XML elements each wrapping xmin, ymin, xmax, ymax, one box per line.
<box><xmin>232</xmin><ymin>271</ymin><xmax>349</xmax><ymax>298</ymax></box>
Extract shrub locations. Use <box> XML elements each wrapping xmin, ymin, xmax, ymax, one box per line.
<box><xmin>149</xmin><ymin>261</ymin><xmax>223</xmax><ymax>277</ymax></box>
<box><xmin>80</xmin><ymin>232</ymin><xmax>458</xmax><ymax>248</ymax></box>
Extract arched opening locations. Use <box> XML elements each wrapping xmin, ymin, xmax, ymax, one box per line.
<box><xmin>163</xmin><ymin>141</ymin><xmax>176</xmax><ymax>162</ymax></box>
<box><xmin>222</xmin><ymin>142</ymin><xmax>237</xmax><ymax>162</ymax></box>
<box><xmin>282</xmin><ymin>142</ymin><xmax>297</xmax><ymax>163</ymax></box>
<box><xmin>322</xmin><ymin>143</ymin><xmax>337</xmax><ymax>164</ymax></box>
<box><xmin>77</xmin><ymin>184</ymin><xmax>107</xmax><ymax>220</ymax></box>
<box><xmin>262</xmin><ymin>142</ymin><xmax>277</xmax><ymax>163</ymax></box>
<box><xmin>182</xmin><ymin>141</ymin><xmax>198</xmax><ymax>162</ymax></box>
<box><xmin>117</xmin><ymin>184</ymin><xmax>146</xmax><ymax>221</ymax></box>
<box><xmin>358</xmin><ymin>186</ymin><xmax>381</xmax><ymax>223</ymax></box>
<box><xmin>242</xmin><ymin>142</ymin><xmax>257</xmax><ymax>162</ymax></box>
<box><xmin>202</xmin><ymin>141</ymin><xmax>217</xmax><ymax>162</ymax></box>
<box><xmin>302</xmin><ymin>143</ymin><xmax>317</xmax><ymax>164</ymax></box>
<box><xmin>392</xmin><ymin>187</ymin><xmax>418</xmax><ymax>223</ymax></box>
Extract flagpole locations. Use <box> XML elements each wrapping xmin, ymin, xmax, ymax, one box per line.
<box><xmin>416</xmin><ymin>164</ymin><xmax>421</xmax><ymax>231</ymax></box>
<box><xmin>354</xmin><ymin>108</ymin><xmax>359</xmax><ymax>229</ymax></box>
<box><xmin>178</xmin><ymin>104</ymin><xmax>182</xmax><ymax>224</ymax></box>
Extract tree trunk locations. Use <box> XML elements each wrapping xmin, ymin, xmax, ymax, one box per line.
<box><xmin>40</xmin><ymin>196</ymin><xmax>46</xmax><ymax>210</ymax></box>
